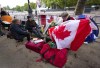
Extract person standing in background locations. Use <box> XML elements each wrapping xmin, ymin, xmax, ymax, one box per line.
<box><xmin>60</xmin><ymin>12</ymin><xmax>74</xmax><ymax>22</ymax></box>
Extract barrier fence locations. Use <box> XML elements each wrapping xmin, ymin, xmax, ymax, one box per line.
<box><xmin>92</xmin><ymin>16</ymin><xmax>100</xmax><ymax>25</ymax></box>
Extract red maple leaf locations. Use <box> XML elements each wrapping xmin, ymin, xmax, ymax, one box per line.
<box><xmin>54</xmin><ymin>25</ymin><xmax>71</xmax><ymax>40</ymax></box>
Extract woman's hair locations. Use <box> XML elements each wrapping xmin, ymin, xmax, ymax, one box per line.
<box><xmin>12</xmin><ymin>19</ymin><xmax>19</xmax><ymax>24</ymax></box>
<box><xmin>60</xmin><ymin>12</ymin><xmax>69</xmax><ymax>17</ymax></box>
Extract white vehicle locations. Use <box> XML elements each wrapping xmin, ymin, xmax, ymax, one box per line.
<box><xmin>37</xmin><ymin>7</ymin><xmax>48</xmax><ymax>12</ymax></box>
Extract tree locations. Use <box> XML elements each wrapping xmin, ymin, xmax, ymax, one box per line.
<box><xmin>15</xmin><ymin>5</ymin><xmax>22</xmax><ymax>11</ymax></box>
<box><xmin>23</xmin><ymin>3</ymin><xmax>28</xmax><ymax>11</ymax></box>
<box><xmin>86</xmin><ymin>0</ymin><xmax>100</xmax><ymax>6</ymax></box>
<box><xmin>75</xmin><ymin>0</ymin><xmax>87</xmax><ymax>15</ymax></box>
<box><xmin>23</xmin><ymin>2</ymin><xmax>36</xmax><ymax>11</ymax></box>
<box><xmin>41</xmin><ymin>0</ymin><xmax>78</xmax><ymax>9</ymax></box>
<box><xmin>10</xmin><ymin>2</ymin><xmax>36</xmax><ymax>11</ymax></box>
<box><xmin>20</xmin><ymin>6</ymin><xmax>24</xmax><ymax>11</ymax></box>
<box><xmin>66</xmin><ymin>0</ymin><xmax>78</xmax><ymax>7</ymax></box>
<box><xmin>42</xmin><ymin>0</ymin><xmax>100</xmax><ymax>9</ymax></box>
<box><xmin>12</xmin><ymin>7</ymin><xmax>16</xmax><ymax>11</ymax></box>
<box><xmin>30</xmin><ymin>2</ymin><xmax>36</xmax><ymax>9</ymax></box>
<box><xmin>3</xmin><ymin>5</ymin><xmax>10</xmax><ymax>10</ymax></box>
<box><xmin>41</xmin><ymin>0</ymin><xmax>62</xmax><ymax>9</ymax></box>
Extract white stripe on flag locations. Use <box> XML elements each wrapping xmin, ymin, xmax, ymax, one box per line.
<box><xmin>52</xmin><ymin>20</ymin><xmax>80</xmax><ymax>49</ymax></box>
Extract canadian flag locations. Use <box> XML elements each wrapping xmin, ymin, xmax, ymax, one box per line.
<box><xmin>48</xmin><ymin>19</ymin><xmax>91</xmax><ymax>51</ymax></box>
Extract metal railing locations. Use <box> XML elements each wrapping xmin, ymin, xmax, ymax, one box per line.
<box><xmin>92</xmin><ymin>16</ymin><xmax>100</xmax><ymax>25</ymax></box>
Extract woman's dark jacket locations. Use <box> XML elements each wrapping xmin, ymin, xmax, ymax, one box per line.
<box><xmin>10</xmin><ymin>23</ymin><xmax>28</xmax><ymax>40</ymax></box>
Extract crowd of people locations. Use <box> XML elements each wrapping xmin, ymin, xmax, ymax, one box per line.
<box><xmin>0</xmin><ymin>8</ymin><xmax>43</xmax><ymax>42</ymax></box>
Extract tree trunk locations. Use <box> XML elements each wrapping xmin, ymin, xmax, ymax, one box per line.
<box><xmin>75</xmin><ymin>0</ymin><xmax>87</xmax><ymax>15</ymax></box>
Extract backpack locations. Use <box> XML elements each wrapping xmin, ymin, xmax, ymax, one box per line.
<box><xmin>85</xmin><ymin>32</ymin><xmax>95</xmax><ymax>43</ymax></box>
<box><xmin>40</xmin><ymin>44</ymin><xmax>68</xmax><ymax>68</ymax></box>
<box><xmin>25</xmin><ymin>41</ymin><xmax>45</xmax><ymax>53</ymax></box>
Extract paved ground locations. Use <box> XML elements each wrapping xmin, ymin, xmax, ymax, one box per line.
<box><xmin>0</xmin><ymin>11</ymin><xmax>100</xmax><ymax>68</ymax></box>
<box><xmin>0</xmin><ymin>36</ymin><xmax>56</xmax><ymax>68</ymax></box>
<box><xmin>0</xmin><ymin>26</ymin><xmax>100</xmax><ymax>68</ymax></box>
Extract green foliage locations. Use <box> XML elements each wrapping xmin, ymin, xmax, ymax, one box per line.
<box><xmin>15</xmin><ymin>5</ymin><xmax>22</xmax><ymax>11</ymax></box>
<box><xmin>42</xmin><ymin>0</ymin><xmax>100</xmax><ymax>9</ymax></box>
<box><xmin>7</xmin><ymin>0</ymin><xmax>100</xmax><ymax>11</ymax></box>
<box><xmin>41</xmin><ymin>0</ymin><xmax>78</xmax><ymax>9</ymax></box>
<box><xmin>11</xmin><ymin>2</ymin><xmax>36</xmax><ymax>11</ymax></box>
<box><xmin>41</xmin><ymin>0</ymin><xmax>65</xmax><ymax>8</ymax></box>
<box><xmin>3</xmin><ymin>5</ymin><xmax>10</xmax><ymax>10</ymax></box>
<box><xmin>12</xmin><ymin>7</ymin><xmax>16</xmax><ymax>11</ymax></box>
<box><xmin>23</xmin><ymin>3</ymin><xmax>28</xmax><ymax>11</ymax></box>
<box><xmin>30</xmin><ymin>2</ymin><xmax>36</xmax><ymax>9</ymax></box>
<box><xmin>86</xmin><ymin>0</ymin><xmax>100</xmax><ymax>5</ymax></box>
<box><xmin>66</xmin><ymin>0</ymin><xmax>78</xmax><ymax>7</ymax></box>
